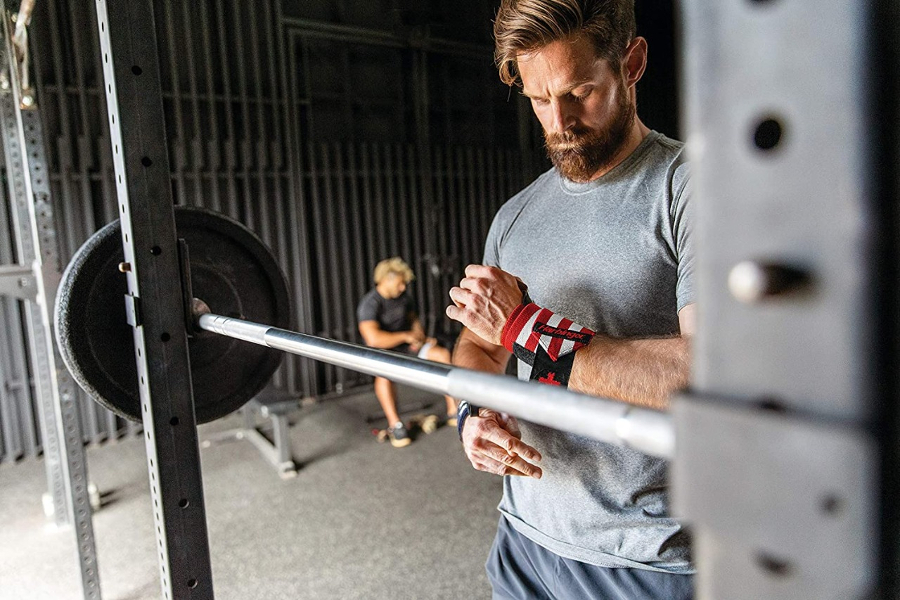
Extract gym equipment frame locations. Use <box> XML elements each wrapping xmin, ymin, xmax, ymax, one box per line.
<box><xmin>0</xmin><ymin>11</ymin><xmax>100</xmax><ymax>600</ymax></box>
<box><xmin>86</xmin><ymin>0</ymin><xmax>900</xmax><ymax>599</ymax></box>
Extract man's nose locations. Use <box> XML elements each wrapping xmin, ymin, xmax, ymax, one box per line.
<box><xmin>548</xmin><ymin>100</ymin><xmax>575</xmax><ymax>134</ymax></box>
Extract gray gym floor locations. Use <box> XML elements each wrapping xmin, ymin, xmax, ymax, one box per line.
<box><xmin>0</xmin><ymin>388</ymin><xmax>503</xmax><ymax>599</ymax></box>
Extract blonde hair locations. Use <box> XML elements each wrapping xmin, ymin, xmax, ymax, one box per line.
<box><xmin>493</xmin><ymin>0</ymin><xmax>636</xmax><ymax>86</ymax></box>
<box><xmin>373</xmin><ymin>257</ymin><xmax>415</xmax><ymax>284</ymax></box>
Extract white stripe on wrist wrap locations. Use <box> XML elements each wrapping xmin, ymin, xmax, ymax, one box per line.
<box><xmin>500</xmin><ymin>303</ymin><xmax>595</xmax><ymax>388</ymax></box>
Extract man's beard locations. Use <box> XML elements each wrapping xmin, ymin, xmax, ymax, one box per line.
<box><xmin>543</xmin><ymin>83</ymin><xmax>635</xmax><ymax>183</ymax></box>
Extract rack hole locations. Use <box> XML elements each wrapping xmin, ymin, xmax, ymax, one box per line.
<box><xmin>821</xmin><ymin>494</ymin><xmax>843</xmax><ymax>516</ymax></box>
<box><xmin>756</xmin><ymin>552</ymin><xmax>792</xmax><ymax>578</ymax></box>
<box><xmin>187</xmin><ymin>579</ymin><xmax>198</xmax><ymax>589</ymax></box>
<box><xmin>160</xmin><ymin>332</ymin><xmax>171</xmax><ymax>342</ymax></box>
<box><xmin>132</xmin><ymin>65</ymin><xmax>142</xmax><ymax>76</ymax></box>
<box><xmin>170</xmin><ymin>416</ymin><xmax>180</xmax><ymax>426</ymax></box>
<box><xmin>141</xmin><ymin>156</ymin><xmax>152</xmax><ymax>167</ymax></box>
<box><xmin>753</xmin><ymin>117</ymin><xmax>784</xmax><ymax>151</ymax></box>
<box><xmin>178</xmin><ymin>498</ymin><xmax>189</xmax><ymax>508</ymax></box>
<box><xmin>150</xmin><ymin>246</ymin><xmax>162</xmax><ymax>256</ymax></box>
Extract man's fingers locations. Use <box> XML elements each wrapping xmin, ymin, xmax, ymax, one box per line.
<box><xmin>445</xmin><ymin>303</ymin><xmax>465</xmax><ymax>323</ymax></box>
<box><xmin>458</xmin><ymin>277</ymin><xmax>482</xmax><ymax>293</ymax></box>
<box><xmin>499</xmin><ymin>413</ymin><xmax>522</xmax><ymax>439</ymax></box>
<box><xmin>462</xmin><ymin>415</ymin><xmax>543</xmax><ymax>478</ymax></box>
<box><xmin>482</xmin><ymin>425</ymin><xmax>542</xmax><ymax>463</ymax></box>
<box><xmin>464</xmin><ymin>264</ymin><xmax>496</xmax><ymax>279</ymax></box>
<box><xmin>448</xmin><ymin>286</ymin><xmax>476</xmax><ymax>308</ymax></box>
<box><xmin>473</xmin><ymin>444</ymin><xmax>542</xmax><ymax>478</ymax></box>
<box><xmin>470</xmin><ymin>453</ymin><xmax>539</xmax><ymax>478</ymax></box>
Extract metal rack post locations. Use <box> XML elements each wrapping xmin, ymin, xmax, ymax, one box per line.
<box><xmin>673</xmin><ymin>1</ymin><xmax>884</xmax><ymax>598</ymax></box>
<box><xmin>94</xmin><ymin>0</ymin><xmax>214</xmax><ymax>598</ymax></box>
<box><xmin>0</xmin><ymin>10</ymin><xmax>100</xmax><ymax>600</ymax></box>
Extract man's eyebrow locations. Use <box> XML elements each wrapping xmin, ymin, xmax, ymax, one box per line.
<box><xmin>520</xmin><ymin>79</ymin><xmax>595</xmax><ymax>99</ymax></box>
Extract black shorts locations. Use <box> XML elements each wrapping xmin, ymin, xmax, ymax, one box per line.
<box><xmin>486</xmin><ymin>516</ymin><xmax>693</xmax><ymax>600</ymax></box>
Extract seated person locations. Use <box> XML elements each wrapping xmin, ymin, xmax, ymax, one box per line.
<box><xmin>357</xmin><ymin>257</ymin><xmax>456</xmax><ymax>447</ymax></box>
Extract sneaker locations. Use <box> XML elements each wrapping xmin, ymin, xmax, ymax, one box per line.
<box><xmin>388</xmin><ymin>422</ymin><xmax>411</xmax><ymax>448</ymax></box>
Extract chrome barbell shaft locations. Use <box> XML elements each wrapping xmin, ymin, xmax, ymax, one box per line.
<box><xmin>197</xmin><ymin>313</ymin><xmax>675</xmax><ymax>459</ymax></box>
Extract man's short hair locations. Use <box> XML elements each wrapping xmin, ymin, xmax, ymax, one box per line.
<box><xmin>373</xmin><ymin>257</ymin><xmax>415</xmax><ymax>284</ymax></box>
<box><xmin>493</xmin><ymin>0</ymin><xmax>636</xmax><ymax>86</ymax></box>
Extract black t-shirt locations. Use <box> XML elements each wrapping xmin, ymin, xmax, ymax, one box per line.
<box><xmin>356</xmin><ymin>288</ymin><xmax>415</xmax><ymax>333</ymax></box>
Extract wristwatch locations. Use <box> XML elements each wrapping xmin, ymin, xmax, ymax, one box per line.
<box><xmin>456</xmin><ymin>399</ymin><xmax>480</xmax><ymax>441</ymax></box>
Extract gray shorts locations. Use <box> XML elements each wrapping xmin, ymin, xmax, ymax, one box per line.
<box><xmin>486</xmin><ymin>516</ymin><xmax>693</xmax><ymax>600</ymax></box>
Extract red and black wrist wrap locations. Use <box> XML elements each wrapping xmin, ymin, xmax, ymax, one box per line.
<box><xmin>500</xmin><ymin>303</ymin><xmax>595</xmax><ymax>388</ymax></box>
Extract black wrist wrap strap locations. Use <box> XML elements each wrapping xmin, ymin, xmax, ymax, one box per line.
<box><xmin>500</xmin><ymin>303</ymin><xmax>595</xmax><ymax>388</ymax></box>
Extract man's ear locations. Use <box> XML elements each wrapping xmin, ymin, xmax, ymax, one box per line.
<box><xmin>622</xmin><ymin>36</ymin><xmax>648</xmax><ymax>88</ymax></box>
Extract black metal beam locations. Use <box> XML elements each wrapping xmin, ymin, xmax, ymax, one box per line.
<box><xmin>94</xmin><ymin>0</ymin><xmax>213</xmax><ymax>597</ymax></box>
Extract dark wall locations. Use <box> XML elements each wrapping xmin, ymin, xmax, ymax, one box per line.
<box><xmin>1</xmin><ymin>0</ymin><xmax>680</xmax><ymax>459</ymax></box>
<box><xmin>636</xmin><ymin>0</ymin><xmax>680</xmax><ymax>138</ymax></box>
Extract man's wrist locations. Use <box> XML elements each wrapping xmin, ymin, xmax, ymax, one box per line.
<box><xmin>499</xmin><ymin>302</ymin><xmax>596</xmax><ymax>388</ymax></box>
<box><xmin>456</xmin><ymin>400</ymin><xmax>479</xmax><ymax>441</ymax></box>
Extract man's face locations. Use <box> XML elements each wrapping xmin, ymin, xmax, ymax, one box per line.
<box><xmin>518</xmin><ymin>35</ymin><xmax>636</xmax><ymax>183</ymax></box>
<box><xmin>380</xmin><ymin>273</ymin><xmax>407</xmax><ymax>299</ymax></box>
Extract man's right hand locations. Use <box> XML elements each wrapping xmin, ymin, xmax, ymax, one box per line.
<box><xmin>404</xmin><ymin>331</ymin><xmax>426</xmax><ymax>350</ymax></box>
<box><xmin>462</xmin><ymin>409</ymin><xmax>542</xmax><ymax>479</ymax></box>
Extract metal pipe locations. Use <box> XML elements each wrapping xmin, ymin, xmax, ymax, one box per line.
<box><xmin>196</xmin><ymin>313</ymin><xmax>675</xmax><ymax>459</ymax></box>
<box><xmin>198</xmin><ymin>313</ymin><xmax>451</xmax><ymax>394</ymax></box>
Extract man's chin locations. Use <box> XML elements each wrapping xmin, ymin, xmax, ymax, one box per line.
<box><xmin>551</xmin><ymin>156</ymin><xmax>601</xmax><ymax>183</ymax></box>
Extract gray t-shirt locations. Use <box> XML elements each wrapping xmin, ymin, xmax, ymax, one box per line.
<box><xmin>483</xmin><ymin>131</ymin><xmax>694</xmax><ymax>573</ymax></box>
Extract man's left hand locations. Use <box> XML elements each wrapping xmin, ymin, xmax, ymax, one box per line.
<box><xmin>446</xmin><ymin>265</ymin><xmax>524</xmax><ymax>345</ymax></box>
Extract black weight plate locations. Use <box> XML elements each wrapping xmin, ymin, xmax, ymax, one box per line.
<box><xmin>55</xmin><ymin>207</ymin><xmax>291</xmax><ymax>424</ymax></box>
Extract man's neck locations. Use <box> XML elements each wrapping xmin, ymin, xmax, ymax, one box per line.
<box><xmin>586</xmin><ymin>118</ymin><xmax>650</xmax><ymax>181</ymax></box>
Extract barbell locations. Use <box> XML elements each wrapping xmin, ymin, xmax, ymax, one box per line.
<box><xmin>54</xmin><ymin>207</ymin><xmax>674</xmax><ymax>458</ymax></box>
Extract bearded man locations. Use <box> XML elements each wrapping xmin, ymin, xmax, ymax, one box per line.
<box><xmin>446</xmin><ymin>0</ymin><xmax>696</xmax><ymax>597</ymax></box>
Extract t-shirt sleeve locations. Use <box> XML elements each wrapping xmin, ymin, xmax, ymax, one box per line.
<box><xmin>356</xmin><ymin>293</ymin><xmax>379</xmax><ymax>324</ymax></box>
<box><xmin>482</xmin><ymin>212</ymin><xmax>505</xmax><ymax>268</ymax></box>
<box><xmin>671</xmin><ymin>168</ymin><xmax>696</xmax><ymax>312</ymax></box>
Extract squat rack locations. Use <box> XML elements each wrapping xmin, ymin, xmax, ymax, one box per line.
<box><xmin>0</xmin><ymin>8</ymin><xmax>100</xmax><ymax>600</ymax></box>
<box><xmin>89</xmin><ymin>2</ymin><xmax>898</xmax><ymax>600</ymax></box>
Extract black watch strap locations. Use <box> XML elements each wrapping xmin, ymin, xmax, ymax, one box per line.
<box><xmin>456</xmin><ymin>400</ymin><xmax>480</xmax><ymax>441</ymax></box>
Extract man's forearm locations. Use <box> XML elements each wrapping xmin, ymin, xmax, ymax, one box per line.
<box><xmin>452</xmin><ymin>332</ymin><xmax>509</xmax><ymax>375</ymax></box>
<box><xmin>363</xmin><ymin>330</ymin><xmax>411</xmax><ymax>349</ymax></box>
<box><xmin>411</xmin><ymin>318</ymin><xmax>425</xmax><ymax>339</ymax></box>
<box><xmin>569</xmin><ymin>335</ymin><xmax>691</xmax><ymax>410</ymax></box>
